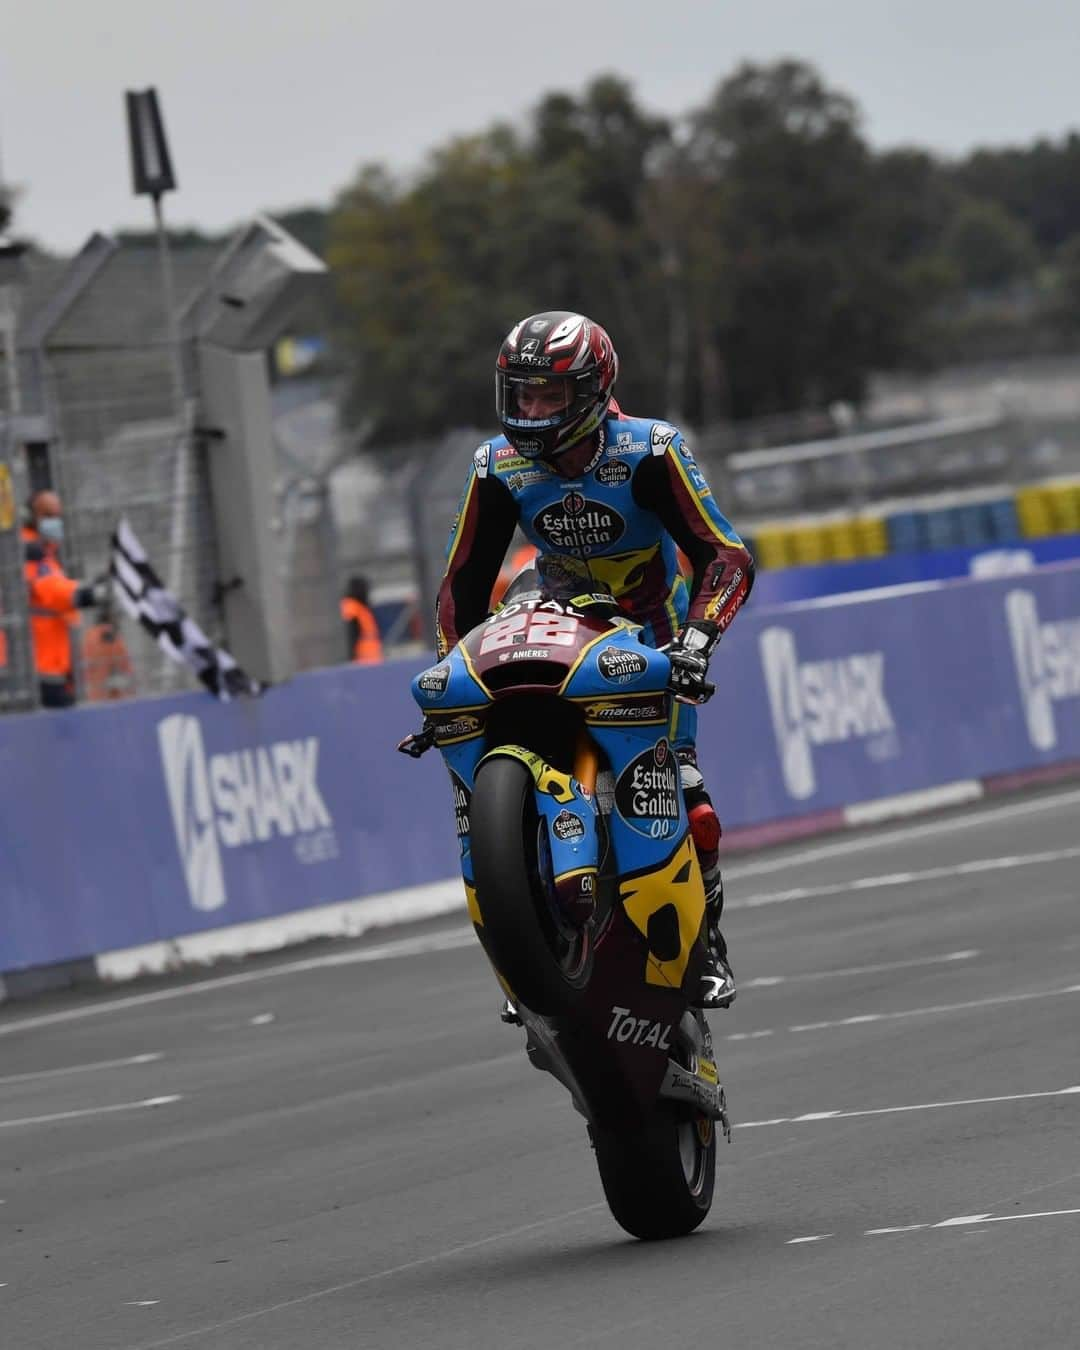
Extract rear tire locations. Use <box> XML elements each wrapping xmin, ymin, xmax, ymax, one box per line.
<box><xmin>592</xmin><ymin>1109</ymin><xmax>716</xmax><ymax>1240</ymax></box>
<box><xmin>470</xmin><ymin>755</ymin><xmax>592</xmax><ymax>1015</ymax></box>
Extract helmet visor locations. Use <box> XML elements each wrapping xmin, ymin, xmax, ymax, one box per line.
<box><xmin>496</xmin><ymin>372</ymin><xmax>578</xmax><ymax>428</ymax></box>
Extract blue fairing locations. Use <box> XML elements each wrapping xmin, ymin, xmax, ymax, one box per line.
<box><xmin>413</xmin><ymin>614</ymin><xmax>690</xmax><ymax>889</ymax></box>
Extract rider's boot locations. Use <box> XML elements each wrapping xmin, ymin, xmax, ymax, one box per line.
<box><xmin>696</xmin><ymin>852</ymin><xmax>736</xmax><ymax>1010</ymax></box>
<box><xmin>684</xmin><ymin>774</ymin><xmax>737</xmax><ymax>1010</ymax></box>
<box><xmin>500</xmin><ymin>997</ymin><xmax>523</xmax><ymax>1026</ymax></box>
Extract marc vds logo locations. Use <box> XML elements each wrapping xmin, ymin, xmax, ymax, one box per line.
<box><xmin>157</xmin><ymin>714</ymin><xmax>336</xmax><ymax>912</ymax></box>
<box><xmin>1005</xmin><ymin>589</ymin><xmax>1080</xmax><ymax>751</ymax></box>
<box><xmin>760</xmin><ymin>627</ymin><xmax>897</xmax><ymax>800</ymax></box>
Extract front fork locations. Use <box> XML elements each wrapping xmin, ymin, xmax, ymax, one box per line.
<box><xmin>478</xmin><ymin>733</ymin><xmax>602</xmax><ymax>925</ymax></box>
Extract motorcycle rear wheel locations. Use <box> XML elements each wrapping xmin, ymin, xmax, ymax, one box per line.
<box><xmin>592</xmin><ymin>1109</ymin><xmax>716</xmax><ymax>1240</ymax></box>
<box><xmin>470</xmin><ymin>755</ymin><xmax>593</xmax><ymax>1016</ymax></box>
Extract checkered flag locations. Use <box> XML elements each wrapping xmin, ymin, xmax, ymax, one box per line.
<box><xmin>110</xmin><ymin>517</ymin><xmax>263</xmax><ymax>701</ymax></box>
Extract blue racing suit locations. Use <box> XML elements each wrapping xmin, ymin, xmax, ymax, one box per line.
<box><xmin>435</xmin><ymin>402</ymin><xmax>755</xmax><ymax>753</ymax></box>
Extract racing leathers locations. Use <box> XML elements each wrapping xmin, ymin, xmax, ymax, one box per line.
<box><xmin>436</xmin><ymin>403</ymin><xmax>755</xmax><ymax>1006</ymax></box>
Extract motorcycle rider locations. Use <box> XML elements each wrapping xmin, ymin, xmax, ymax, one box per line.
<box><xmin>435</xmin><ymin>311</ymin><xmax>754</xmax><ymax>1008</ymax></box>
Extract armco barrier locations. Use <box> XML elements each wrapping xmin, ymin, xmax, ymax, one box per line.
<box><xmin>2</xmin><ymin>561</ymin><xmax>1079</xmax><ymax>977</ymax></box>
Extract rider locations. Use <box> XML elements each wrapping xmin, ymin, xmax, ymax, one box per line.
<box><xmin>435</xmin><ymin>311</ymin><xmax>754</xmax><ymax>1009</ymax></box>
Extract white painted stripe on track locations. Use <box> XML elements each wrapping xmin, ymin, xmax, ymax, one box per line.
<box><xmin>125</xmin><ymin>1202</ymin><xmax>606</xmax><ymax>1349</ymax></box>
<box><xmin>0</xmin><ymin>929</ymin><xmax>476</xmax><ymax>1037</ymax></box>
<box><xmin>743</xmin><ymin>949</ymin><xmax>979</xmax><ymax>989</ymax></box>
<box><xmin>730</xmin><ymin>844</ymin><xmax>1080</xmax><ymax>910</ymax></box>
<box><xmin>725</xmin><ymin>785</ymin><xmax>1080</xmax><ymax>880</ymax></box>
<box><xmin>0</xmin><ymin>1095</ymin><xmax>181</xmax><ymax>1130</ymax></box>
<box><xmin>866</xmin><ymin>1209</ymin><xmax>1080</xmax><ymax>1237</ymax></box>
<box><xmin>726</xmin><ymin>980</ymin><xmax>1080</xmax><ymax>1040</ymax></box>
<box><xmin>788</xmin><ymin>982</ymin><xmax>1080</xmax><ymax>1033</ymax></box>
<box><xmin>0</xmin><ymin>1052</ymin><xmax>162</xmax><ymax>1086</ymax></box>
<box><xmin>739</xmin><ymin>1085</ymin><xmax>1080</xmax><ymax>1129</ymax></box>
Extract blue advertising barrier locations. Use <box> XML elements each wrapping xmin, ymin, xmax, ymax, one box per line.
<box><xmin>2</xmin><ymin>561</ymin><xmax>1078</xmax><ymax>974</ymax></box>
<box><xmin>698</xmin><ymin>561</ymin><xmax>1080</xmax><ymax>824</ymax></box>
<box><xmin>750</xmin><ymin>531</ymin><xmax>1080</xmax><ymax>608</ymax></box>
<box><xmin>0</xmin><ymin>663</ymin><xmax>459</xmax><ymax>974</ymax></box>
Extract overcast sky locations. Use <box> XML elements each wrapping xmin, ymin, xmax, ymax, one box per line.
<box><xmin>4</xmin><ymin>0</ymin><xmax>1079</xmax><ymax>253</ymax></box>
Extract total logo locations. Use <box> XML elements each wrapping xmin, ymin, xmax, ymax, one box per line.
<box><xmin>760</xmin><ymin>626</ymin><xmax>897</xmax><ymax>800</ymax></box>
<box><xmin>157</xmin><ymin>714</ymin><xmax>337</xmax><ymax>913</ymax></box>
<box><xmin>1005</xmin><ymin>589</ymin><xmax>1080</xmax><ymax>751</ymax></box>
<box><xmin>606</xmin><ymin>1006</ymin><xmax>672</xmax><ymax>1049</ymax></box>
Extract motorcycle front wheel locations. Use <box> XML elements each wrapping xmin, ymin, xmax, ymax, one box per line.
<box><xmin>470</xmin><ymin>754</ymin><xmax>593</xmax><ymax>1016</ymax></box>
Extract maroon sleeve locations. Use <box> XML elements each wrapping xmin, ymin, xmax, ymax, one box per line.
<box><xmin>634</xmin><ymin>431</ymin><xmax>754</xmax><ymax>636</ymax></box>
<box><xmin>435</xmin><ymin>454</ymin><xmax>519</xmax><ymax>657</ymax></box>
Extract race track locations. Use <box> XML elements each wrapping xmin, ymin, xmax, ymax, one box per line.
<box><xmin>2</xmin><ymin>784</ymin><xmax>1079</xmax><ymax>1349</ymax></box>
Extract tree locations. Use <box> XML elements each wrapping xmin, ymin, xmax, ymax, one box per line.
<box><xmin>683</xmin><ymin>61</ymin><xmax>922</xmax><ymax>416</ymax></box>
<box><xmin>941</xmin><ymin>198</ymin><xmax>1038</xmax><ymax>291</ymax></box>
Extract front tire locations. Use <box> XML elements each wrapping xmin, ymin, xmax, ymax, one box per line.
<box><xmin>470</xmin><ymin>755</ymin><xmax>593</xmax><ymax>1015</ymax></box>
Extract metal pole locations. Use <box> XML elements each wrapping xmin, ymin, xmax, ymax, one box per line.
<box><xmin>153</xmin><ymin>193</ymin><xmax>186</xmax><ymax>421</ymax></box>
<box><xmin>153</xmin><ymin>194</ymin><xmax>191</xmax><ymax>622</ymax></box>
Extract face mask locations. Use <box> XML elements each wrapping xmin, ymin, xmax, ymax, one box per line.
<box><xmin>38</xmin><ymin>517</ymin><xmax>64</xmax><ymax>543</ymax></box>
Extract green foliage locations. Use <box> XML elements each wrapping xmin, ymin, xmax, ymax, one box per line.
<box><xmin>941</xmin><ymin>198</ymin><xmax>1038</xmax><ymax>290</ymax></box>
<box><xmin>325</xmin><ymin>61</ymin><xmax>1080</xmax><ymax>443</ymax></box>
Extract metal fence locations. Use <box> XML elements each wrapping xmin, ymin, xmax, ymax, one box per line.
<box><xmin>0</xmin><ymin>241</ymin><xmax>225</xmax><ymax>707</ymax></box>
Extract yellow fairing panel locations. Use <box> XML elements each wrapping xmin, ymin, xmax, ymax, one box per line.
<box><xmin>619</xmin><ymin>833</ymin><xmax>706</xmax><ymax>991</ymax></box>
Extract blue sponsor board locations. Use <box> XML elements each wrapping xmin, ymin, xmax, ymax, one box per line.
<box><xmin>2</xmin><ymin>562</ymin><xmax>1079</xmax><ymax>974</ymax></box>
<box><xmin>0</xmin><ymin>663</ymin><xmax>458</xmax><ymax>973</ymax></box>
<box><xmin>698</xmin><ymin>562</ymin><xmax>1080</xmax><ymax>825</ymax></box>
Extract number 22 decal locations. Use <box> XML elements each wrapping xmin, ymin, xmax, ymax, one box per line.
<box><xmin>479</xmin><ymin>612</ymin><xmax>579</xmax><ymax>654</ymax></box>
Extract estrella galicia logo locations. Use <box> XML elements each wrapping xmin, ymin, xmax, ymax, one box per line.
<box><xmin>597</xmin><ymin>646</ymin><xmax>649</xmax><ymax>685</ymax></box>
<box><xmin>532</xmin><ymin>496</ymin><xmax>626</xmax><ymax>554</ymax></box>
<box><xmin>417</xmin><ymin>662</ymin><xmax>451</xmax><ymax>700</ymax></box>
<box><xmin>552</xmin><ymin>809</ymin><xmax>586</xmax><ymax>841</ymax></box>
<box><xmin>157</xmin><ymin>714</ymin><xmax>337</xmax><ymax>912</ymax></box>
<box><xmin>1006</xmin><ymin>589</ymin><xmax>1080</xmax><ymax>751</ymax></box>
<box><xmin>158</xmin><ymin>714</ymin><xmax>226</xmax><ymax>913</ymax></box>
<box><xmin>596</xmin><ymin>460</ymin><xmax>631</xmax><ymax>487</ymax></box>
<box><xmin>760</xmin><ymin>627</ymin><xmax>897</xmax><ymax>801</ymax></box>
<box><xmin>450</xmin><ymin>771</ymin><xmax>471</xmax><ymax>838</ymax></box>
<box><xmin>615</xmin><ymin>738</ymin><xmax>681</xmax><ymax>838</ymax></box>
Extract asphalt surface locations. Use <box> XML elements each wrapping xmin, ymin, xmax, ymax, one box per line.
<box><xmin>2</xmin><ymin>784</ymin><xmax>1079</xmax><ymax>1350</ymax></box>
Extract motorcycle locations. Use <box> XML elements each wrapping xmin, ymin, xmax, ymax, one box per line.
<box><xmin>400</xmin><ymin>556</ymin><xmax>730</xmax><ymax>1240</ymax></box>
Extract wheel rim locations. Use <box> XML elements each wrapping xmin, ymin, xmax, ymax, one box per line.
<box><xmin>670</xmin><ymin>1043</ymin><xmax>712</xmax><ymax>1195</ymax></box>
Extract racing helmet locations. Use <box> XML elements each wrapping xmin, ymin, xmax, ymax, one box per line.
<box><xmin>495</xmin><ymin>311</ymin><xmax>619</xmax><ymax>461</ymax></box>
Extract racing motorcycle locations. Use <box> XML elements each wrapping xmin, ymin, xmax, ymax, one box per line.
<box><xmin>400</xmin><ymin>557</ymin><xmax>730</xmax><ymax>1240</ymax></box>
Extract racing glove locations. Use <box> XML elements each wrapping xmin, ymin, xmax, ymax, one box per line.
<box><xmin>666</xmin><ymin>620</ymin><xmax>719</xmax><ymax>704</ymax></box>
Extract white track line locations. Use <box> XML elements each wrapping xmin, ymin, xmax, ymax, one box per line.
<box><xmin>725</xmin><ymin>786</ymin><xmax>1080</xmax><ymax>880</ymax></box>
<box><xmin>744</xmin><ymin>949</ymin><xmax>979</xmax><ymax>989</ymax></box>
<box><xmin>0</xmin><ymin>1052</ymin><xmax>162</xmax><ymax>1086</ymax></box>
<box><xmin>128</xmin><ymin>1203</ymin><xmax>605</xmax><ymax>1349</ymax></box>
<box><xmin>730</xmin><ymin>845</ymin><xmax>1080</xmax><ymax>910</ymax></box>
<box><xmin>0</xmin><ymin>1095</ymin><xmax>181</xmax><ymax>1130</ymax></box>
<box><xmin>788</xmin><ymin>981</ymin><xmax>1080</xmax><ymax>1033</ymax></box>
<box><xmin>0</xmin><ymin>930</ymin><xmax>477</xmax><ymax>1037</ymax></box>
<box><xmin>727</xmin><ymin>979</ymin><xmax>1080</xmax><ymax>1040</ymax></box>
<box><xmin>867</xmin><ymin>1208</ymin><xmax>1080</xmax><ymax>1237</ymax></box>
<box><xmin>739</xmin><ymin>1085</ymin><xmax>1080</xmax><ymax>1129</ymax></box>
